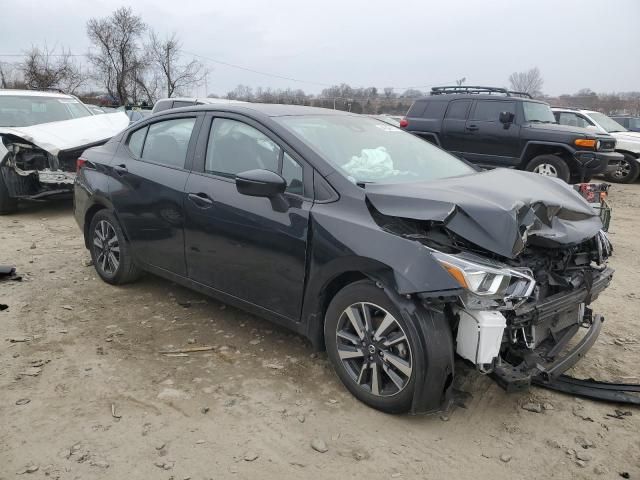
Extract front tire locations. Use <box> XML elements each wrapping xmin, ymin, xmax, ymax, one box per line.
<box><xmin>525</xmin><ymin>154</ymin><xmax>571</xmax><ymax>183</ymax></box>
<box><xmin>0</xmin><ymin>169</ymin><xmax>18</xmax><ymax>215</ymax></box>
<box><xmin>89</xmin><ymin>210</ymin><xmax>141</xmax><ymax>285</ymax></box>
<box><xmin>604</xmin><ymin>153</ymin><xmax>640</xmax><ymax>184</ymax></box>
<box><xmin>324</xmin><ymin>280</ymin><xmax>420</xmax><ymax>413</ymax></box>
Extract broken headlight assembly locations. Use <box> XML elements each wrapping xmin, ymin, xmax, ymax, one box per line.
<box><xmin>430</xmin><ymin>250</ymin><xmax>536</xmax><ymax>310</ymax></box>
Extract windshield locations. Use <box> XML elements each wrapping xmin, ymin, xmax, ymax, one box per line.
<box><xmin>523</xmin><ymin>102</ymin><xmax>556</xmax><ymax>123</ymax></box>
<box><xmin>0</xmin><ymin>95</ymin><xmax>93</xmax><ymax>127</ymax></box>
<box><xmin>589</xmin><ymin>112</ymin><xmax>627</xmax><ymax>133</ymax></box>
<box><xmin>275</xmin><ymin>115</ymin><xmax>475</xmax><ymax>184</ymax></box>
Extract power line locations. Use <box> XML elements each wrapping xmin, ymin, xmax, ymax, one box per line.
<box><xmin>0</xmin><ymin>51</ymin><xmax>459</xmax><ymax>91</ymax></box>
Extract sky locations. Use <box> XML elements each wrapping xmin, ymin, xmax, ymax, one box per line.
<box><xmin>1</xmin><ymin>0</ymin><xmax>639</xmax><ymax>97</ymax></box>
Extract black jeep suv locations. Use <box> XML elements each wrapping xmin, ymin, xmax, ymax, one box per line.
<box><xmin>400</xmin><ymin>86</ymin><xmax>621</xmax><ymax>183</ymax></box>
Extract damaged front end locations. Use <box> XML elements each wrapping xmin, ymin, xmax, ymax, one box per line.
<box><xmin>365</xmin><ymin>169</ymin><xmax>615</xmax><ymax>394</ymax></box>
<box><xmin>0</xmin><ymin>112</ymin><xmax>129</xmax><ymax>201</ymax></box>
<box><xmin>1</xmin><ymin>139</ymin><xmax>82</xmax><ymax>199</ymax></box>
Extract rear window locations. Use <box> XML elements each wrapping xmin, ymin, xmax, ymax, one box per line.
<box><xmin>407</xmin><ymin>100</ymin><xmax>427</xmax><ymax>117</ymax></box>
<box><xmin>172</xmin><ymin>100</ymin><xmax>194</xmax><ymax>109</ymax></box>
<box><xmin>407</xmin><ymin>100</ymin><xmax>447</xmax><ymax>120</ymax></box>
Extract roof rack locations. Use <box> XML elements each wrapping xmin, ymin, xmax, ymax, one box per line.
<box><xmin>430</xmin><ymin>86</ymin><xmax>532</xmax><ymax>99</ymax></box>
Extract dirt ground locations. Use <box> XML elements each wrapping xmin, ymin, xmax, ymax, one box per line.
<box><xmin>1</xmin><ymin>183</ymin><xmax>639</xmax><ymax>480</ymax></box>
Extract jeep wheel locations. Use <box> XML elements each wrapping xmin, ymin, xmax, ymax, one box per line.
<box><xmin>0</xmin><ymin>169</ymin><xmax>18</xmax><ymax>215</ymax></box>
<box><xmin>604</xmin><ymin>153</ymin><xmax>640</xmax><ymax>184</ymax></box>
<box><xmin>526</xmin><ymin>155</ymin><xmax>571</xmax><ymax>183</ymax></box>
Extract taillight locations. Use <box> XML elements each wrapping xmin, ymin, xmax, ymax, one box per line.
<box><xmin>76</xmin><ymin>157</ymin><xmax>88</xmax><ymax>171</ymax></box>
<box><xmin>399</xmin><ymin>118</ymin><xmax>408</xmax><ymax>128</ymax></box>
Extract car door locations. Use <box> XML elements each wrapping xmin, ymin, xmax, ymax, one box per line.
<box><xmin>440</xmin><ymin>99</ymin><xmax>473</xmax><ymax>154</ymax></box>
<box><xmin>462</xmin><ymin>99</ymin><xmax>520</xmax><ymax>166</ymax></box>
<box><xmin>109</xmin><ymin>113</ymin><xmax>203</xmax><ymax>275</ymax></box>
<box><xmin>183</xmin><ymin>114</ymin><xmax>312</xmax><ymax>321</ymax></box>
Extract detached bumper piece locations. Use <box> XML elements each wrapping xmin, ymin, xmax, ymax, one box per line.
<box><xmin>533</xmin><ymin>375</ymin><xmax>640</xmax><ymax>406</ymax></box>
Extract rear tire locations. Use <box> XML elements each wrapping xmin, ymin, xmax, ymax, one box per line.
<box><xmin>89</xmin><ymin>210</ymin><xmax>141</xmax><ymax>285</ymax></box>
<box><xmin>0</xmin><ymin>169</ymin><xmax>18</xmax><ymax>215</ymax></box>
<box><xmin>525</xmin><ymin>154</ymin><xmax>571</xmax><ymax>183</ymax></box>
<box><xmin>604</xmin><ymin>153</ymin><xmax>640</xmax><ymax>184</ymax></box>
<box><xmin>324</xmin><ymin>280</ymin><xmax>421</xmax><ymax>413</ymax></box>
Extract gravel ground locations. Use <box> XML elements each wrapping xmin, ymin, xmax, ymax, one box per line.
<box><xmin>1</xmin><ymin>184</ymin><xmax>639</xmax><ymax>480</ymax></box>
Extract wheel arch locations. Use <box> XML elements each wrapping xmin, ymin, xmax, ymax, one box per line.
<box><xmin>615</xmin><ymin>149</ymin><xmax>640</xmax><ymax>161</ymax></box>
<box><xmin>519</xmin><ymin>142</ymin><xmax>577</xmax><ymax>170</ymax></box>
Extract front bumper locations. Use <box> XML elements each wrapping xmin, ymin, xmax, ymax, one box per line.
<box><xmin>574</xmin><ymin>150</ymin><xmax>623</xmax><ymax>176</ymax></box>
<box><xmin>492</xmin><ymin>267</ymin><xmax>614</xmax><ymax>391</ymax></box>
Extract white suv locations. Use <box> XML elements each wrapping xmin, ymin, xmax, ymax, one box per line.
<box><xmin>552</xmin><ymin>107</ymin><xmax>640</xmax><ymax>183</ymax></box>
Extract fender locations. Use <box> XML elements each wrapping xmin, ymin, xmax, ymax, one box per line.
<box><xmin>519</xmin><ymin>141</ymin><xmax>577</xmax><ymax>166</ymax></box>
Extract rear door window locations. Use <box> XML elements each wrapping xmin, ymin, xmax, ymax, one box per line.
<box><xmin>471</xmin><ymin>100</ymin><xmax>516</xmax><ymax>122</ymax></box>
<box><xmin>140</xmin><ymin>117</ymin><xmax>196</xmax><ymax>169</ymax></box>
<box><xmin>445</xmin><ymin>100</ymin><xmax>472</xmax><ymax>120</ymax></box>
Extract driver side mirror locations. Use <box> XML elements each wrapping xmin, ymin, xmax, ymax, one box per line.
<box><xmin>499</xmin><ymin>111</ymin><xmax>515</xmax><ymax>124</ymax></box>
<box><xmin>236</xmin><ymin>169</ymin><xmax>286</xmax><ymax>198</ymax></box>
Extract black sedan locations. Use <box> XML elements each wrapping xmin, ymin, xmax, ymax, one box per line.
<box><xmin>74</xmin><ymin>104</ymin><xmax>613</xmax><ymax>414</ymax></box>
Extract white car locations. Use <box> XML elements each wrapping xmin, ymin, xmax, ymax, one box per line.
<box><xmin>0</xmin><ymin>89</ymin><xmax>129</xmax><ymax>214</ymax></box>
<box><xmin>552</xmin><ymin>107</ymin><xmax>640</xmax><ymax>183</ymax></box>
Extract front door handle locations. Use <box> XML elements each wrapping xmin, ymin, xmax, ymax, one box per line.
<box><xmin>466</xmin><ymin>124</ymin><xmax>479</xmax><ymax>131</ymax></box>
<box><xmin>113</xmin><ymin>164</ymin><xmax>128</xmax><ymax>175</ymax></box>
<box><xmin>188</xmin><ymin>192</ymin><xmax>214</xmax><ymax>208</ymax></box>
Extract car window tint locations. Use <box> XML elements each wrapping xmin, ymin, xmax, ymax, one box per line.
<box><xmin>206</xmin><ymin>118</ymin><xmax>281</xmax><ymax>177</ymax></box>
<box><xmin>407</xmin><ymin>100</ymin><xmax>427</xmax><ymax>117</ymax></box>
<box><xmin>557</xmin><ymin>112</ymin><xmax>591</xmax><ymax>128</ymax></box>
<box><xmin>172</xmin><ymin>100</ymin><xmax>194</xmax><ymax>109</ymax></box>
<box><xmin>153</xmin><ymin>100</ymin><xmax>172</xmax><ymax>112</ymax></box>
<box><xmin>472</xmin><ymin>101</ymin><xmax>516</xmax><ymax>121</ymax></box>
<box><xmin>422</xmin><ymin>101</ymin><xmax>447</xmax><ymax>119</ymax></box>
<box><xmin>282</xmin><ymin>153</ymin><xmax>304</xmax><ymax>195</ymax></box>
<box><xmin>445</xmin><ymin>100</ymin><xmax>472</xmax><ymax>120</ymax></box>
<box><xmin>128</xmin><ymin>126</ymin><xmax>148</xmax><ymax>157</ymax></box>
<box><xmin>141</xmin><ymin>117</ymin><xmax>196</xmax><ymax>168</ymax></box>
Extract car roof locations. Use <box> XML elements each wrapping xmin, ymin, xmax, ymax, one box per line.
<box><xmin>0</xmin><ymin>89</ymin><xmax>75</xmax><ymax>99</ymax></box>
<box><xmin>414</xmin><ymin>94</ymin><xmax>545</xmax><ymax>103</ymax></box>
<box><xmin>156</xmin><ymin>97</ymin><xmax>246</xmax><ymax>105</ymax></box>
<box><xmin>159</xmin><ymin>102</ymin><xmax>354</xmax><ymax>117</ymax></box>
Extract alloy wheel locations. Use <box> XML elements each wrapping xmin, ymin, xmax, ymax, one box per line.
<box><xmin>613</xmin><ymin>160</ymin><xmax>631</xmax><ymax>180</ymax></box>
<box><xmin>335</xmin><ymin>302</ymin><xmax>413</xmax><ymax>397</ymax></box>
<box><xmin>533</xmin><ymin>163</ymin><xmax>558</xmax><ymax>177</ymax></box>
<box><xmin>93</xmin><ymin>219</ymin><xmax>120</xmax><ymax>275</ymax></box>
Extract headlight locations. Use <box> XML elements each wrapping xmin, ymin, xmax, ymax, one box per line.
<box><xmin>595</xmin><ymin>140</ymin><xmax>601</xmax><ymax>150</ymax></box>
<box><xmin>431</xmin><ymin>250</ymin><xmax>536</xmax><ymax>309</ymax></box>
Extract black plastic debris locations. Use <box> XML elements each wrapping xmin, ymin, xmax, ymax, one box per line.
<box><xmin>0</xmin><ymin>304</ymin><xmax>8</xmax><ymax>311</ymax></box>
<box><xmin>533</xmin><ymin>375</ymin><xmax>640</xmax><ymax>405</ymax></box>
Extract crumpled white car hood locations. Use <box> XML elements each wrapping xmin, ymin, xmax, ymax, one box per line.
<box><xmin>611</xmin><ymin>131</ymin><xmax>640</xmax><ymax>155</ymax></box>
<box><xmin>0</xmin><ymin>112</ymin><xmax>129</xmax><ymax>156</ymax></box>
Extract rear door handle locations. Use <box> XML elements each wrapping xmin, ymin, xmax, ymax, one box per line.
<box><xmin>113</xmin><ymin>164</ymin><xmax>128</xmax><ymax>175</ymax></box>
<box><xmin>188</xmin><ymin>192</ymin><xmax>214</xmax><ymax>208</ymax></box>
<box><xmin>466</xmin><ymin>124</ymin><xmax>479</xmax><ymax>131</ymax></box>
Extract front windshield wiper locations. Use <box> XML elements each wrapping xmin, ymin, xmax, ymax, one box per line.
<box><xmin>356</xmin><ymin>181</ymin><xmax>375</xmax><ymax>188</ymax></box>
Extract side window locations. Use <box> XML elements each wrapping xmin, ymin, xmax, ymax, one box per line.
<box><xmin>422</xmin><ymin>101</ymin><xmax>447</xmax><ymax>119</ymax></box>
<box><xmin>127</xmin><ymin>126</ymin><xmax>147</xmax><ymax>157</ymax></box>
<box><xmin>141</xmin><ymin>117</ymin><xmax>196</xmax><ymax>168</ymax></box>
<box><xmin>153</xmin><ymin>100</ymin><xmax>172</xmax><ymax>112</ymax></box>
<box><xmin>206</xmin><ymin>118</ymin><xmax>281</xmax><ymax>177</ymax></box>
<box><xmin>445</xmin><ymin>100</ymin><xmax>472</xmax><ymax>120</ymax></box>
<box><xmin>172</xmin><ymin>100</ymin><xmax>194</xmax><ymax>109</ymax></box>
<box><xmin>471</xmin><ymin>101</ymin><xmax>516</xmax><ymax>121</ymax></box>
<box><xmin>407</xmin><ymin>100</ymin><xmax>427</xmax><ymax>117</ymax></box>
<box><xmin>557</xmin><ymin>112</ymin><xmax>591</xmax><ymax>128</ymax></box>
<box><xmin>282</xmin><ymin>153</ymin><xmax>304</xmax><ymax>195</ymax></box>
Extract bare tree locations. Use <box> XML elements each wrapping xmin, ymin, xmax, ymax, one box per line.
<box><xmin>508</xmin><ymin>67</ymin><xmax>543</xmax><ymax>97</ymax></box>
<box><xmin>21</xmin><ymin>46</ymin><xmax>86</xmax><ymax>93</ymax></box>
<box><xmin>383</xmin><ymin>87</ymin><xmax>395</xmax><ymax>99</ymax></box>
<box><xmin>148</xmin><ymin>31</ymin><xmax>206</xmax><ymax>98</ymax></box>
<box><xmin>86</xmin><ymin>7</ymin><xmax>147</xmax><ymax>104</ymax></box>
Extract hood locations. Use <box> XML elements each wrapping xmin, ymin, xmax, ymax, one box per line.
<box><xmin>611</xmin><ymin>130</ymin><xmax>640</xmax><ymax>143</ymax></box>
<box><xmin>525</xmin><ymin>122</ymin><xmax>598</xmax><ymax>136</ymax></box>
<box><xmin>0</xmin><ymin>112</ymin><xmax>129</xmax><ymax>156</ymax></box>
<box><xmin>365</xmin><ymin>169</ymin><xmax>602</xmax><ymax>259</ymax></box>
